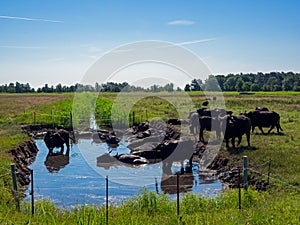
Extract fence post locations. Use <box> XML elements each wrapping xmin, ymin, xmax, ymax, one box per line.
<box><xmin>238</xmin><ymin>169</ymin><xmax>241</xmax><ymax>210</ymax></box>
<box><xmin>177</xmin><ymin>173</ymin><xmax>180</xmax><ymax>216</ymax></box>
<box><xmin>243</xmin><ymin>156</ymin><xmax>248</xmax><ymax>191</ymax></box>
<box><xmin>33</xmin><ymin>112</ymin><xmax>36</xmax><ymax>124</ymax></box>
<box><xmin>30</xmin><ymin>169</ymin><xmax>34</xmax><ymax>215</ymax></box>
<box><xmin>10</xmin><ymin>164</ymin><xmax>20</xmax><ymax>211</ymax></box>
<box><xmin>106</xmin><ymin>176</ymin><xmax>108</xmax><ymax>225</ymax></box>
<box><xmin>155</xmin><ymin>177</ymin><xmax>159</xmax><ymax>194</ymax></box>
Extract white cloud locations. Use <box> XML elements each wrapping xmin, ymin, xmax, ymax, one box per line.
<box><xmin>167</xmin><ymin>20</ymin><xmax>195</xmax><ymax>26</ymax></box>
<box><xmin>0</xmin><ymin>15</ymin><xmax>63</xmax><ymax>23</ymax></box>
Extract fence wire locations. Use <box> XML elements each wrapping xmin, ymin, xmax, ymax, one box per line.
<box><xmin>248</xmin><ymin>167</ymin><xmax>300</xmax><ymax>191</ymax></box>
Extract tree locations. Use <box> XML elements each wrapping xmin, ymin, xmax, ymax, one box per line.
<box><xmin>242</xmin><ymin>82</ymin><xmax>251</xmax><ymax>91</ymax></box>
<box><xmin>224</xmin><ymin>76</ymin><xmax>237</xmax><ymax>91</ymax></box>
<box><xmin>204</xmin><ymin>75</ymin><xmax>222</xmax><ymax>91</ymax></box>
<box><xmin>164</xmin><ymin>83</ymin><xmax>174</xmax><ymax>92</ymax></box>
<box><xmin>235</xmin><ymin>78</ymin><xmax>244</xmax><ymax>92</ymax></box>
<box><xmin>184</xmin><ymin>84</ymin><xmax>191</xmax><ymax>92</ymax></box>
<box><xmin>266</xmin><ymin>77</ymin><xmax>281</xmax><ymax>91</ymax></box>
<box><xmin>176</xmin><ymin>86</ymin><xmax>182</xmax><ymax>91</ymax></box>
<box><xmin>15</xmin><ymin>82</ymin><xmax>22</xmax><ymax>93</ymax></box>
<box><xmin>282</xmin><ymin>76</ymin><xmax>294</xmax><ymax>91</ymax></box>
<box><xmin>56</xmin><ymin>83</ymin><xmax>62</xmax><ymax>93</ymax></box>
<box><xmin>190</xmin><ymin>79</ymin><xmax>202</xmax><ymax>91</ymax></box>
<box><xmin>7</xmin><ymin>83</ymin><xmax>16</xmax><ymax>93</ymax></box>
<box><xmin>215</xmin><ymin>75</ymin><xmax>226</xmax><ymax>91</ymax></box>
<box><xmin>293</xmin><ymin>80</ymin><xmax>300</xmax><ymax>91</ymax></box>
<box><xmin>150</xmin><ymin>84</ymin><xmax>160</xmax><ymax>92</ymax></box>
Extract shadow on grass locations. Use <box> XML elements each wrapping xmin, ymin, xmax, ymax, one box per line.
<box><xmin>252</xmin><ymin>132</ymin><xmax>285</xmax><ymax>136</ymax></box>
<box><xmin>228</xmin><ymin>145</ymin><xmax>258</xmax><ymax>155</ymax></box>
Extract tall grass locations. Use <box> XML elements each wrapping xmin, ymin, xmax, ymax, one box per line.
<box><xmin>0</xmin><ymin>188</ymin><xmax>299</xmax><ymax>224</ymax></box>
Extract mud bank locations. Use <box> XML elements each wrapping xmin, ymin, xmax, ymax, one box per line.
<box><xmin>10</xmin><ymin>139</ymin><xmax>39</xmax><ymax>188</ymax></box>
<box><xmin>206</xmin><ymin>154</ymin><xmax>269</xmax><ymax>191</ymax></box>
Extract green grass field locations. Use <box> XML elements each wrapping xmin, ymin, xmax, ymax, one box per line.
<box><xmin>0</xmin><ymin>92</ymin><xmax>299</xmax><ymax>224</ymax></box>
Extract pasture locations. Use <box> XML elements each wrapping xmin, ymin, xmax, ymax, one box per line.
<box><xmin>0</xmin><ymin>92</ymin><xmax>299</xmax><ymax>224</ymax></box>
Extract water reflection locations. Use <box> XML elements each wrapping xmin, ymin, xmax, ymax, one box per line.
<box><xmin>27</xmin><ymin>139</ymin><xmax>222</xmax><ymax>207</ymax></box>
<box><xmin>44</xmin><ymin>153</ymin><xmax>70</xmax><ymax>173</ymax></box>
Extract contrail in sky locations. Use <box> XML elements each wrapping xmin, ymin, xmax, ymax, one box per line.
<box><xmin>0</xmin><ymin>45</ymin><xmax>47</xmax><ymax>49</ymax></box>
<box><xmin>175</xmin><ymin>38</ymin><xmax>217</xmax><ymax>46</ymax></box>
<box><xmin>0</xmin><ymin>15</ymin><xmax>63</xmax><ymax>23</ymax></box>
<box><xmin>110</xmin><ymin>38</ymin><xmax>217</xmax><ymax>54</ymax></box>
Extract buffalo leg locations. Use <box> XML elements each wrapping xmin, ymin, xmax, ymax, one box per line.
<box><xmin>267</xmin><ymin>125</ymin><xmax>275</xmax><ymax>134</ymax></box>
<box><xmin>237</xmin><ymin>136</ymin><xmax>242</xmax><ymax>146</ymax></box>
<box><xmin>276</xmin><ymin>124</ymin><xmax>280</xmax><ymax>133</ymax></box>
<box><xmin>276</xmin><ymin>122</ymin><xmax>283</xmax><ymax>133</ymax></box>
<box><xmin>186</xmin><ymin>156</ymin><xmax>193</xmax><ymax>173</ymax></box>
<box><xmin>66</xmin><ymin>139</ymin><xmax>70</xmax><ymax>151</ymax></box>
<box><xmin>231</xmin><ymin>137</ymin><xmax>235</xmax><ymax>148</ymax></box>
<box><xmin>180</xmin><ymin>161</ymin><xmax>185</xmax><ymax>174</ymax></box>
<box><xmin>258</xmin><ymin>126</ymin><xmax>265</xmax><ymax>134</ymax></box>
<box><xmin>225</xmin><ymin>138</ymin><xmax>229</xmax><ymax>148</ymax></box>
<box><xmin>199</xmin><ymin>128</ymin><xmax>204</xmax><ymax>142</ymax></box>
<box><xmin>246</xmin><ymin>132</ymin><xmax>251</xmax><ymax>147</ymax></box>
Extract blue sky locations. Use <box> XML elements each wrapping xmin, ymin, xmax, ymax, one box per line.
<box><xmin>0</xmin><ymin>0</ymin><xmax>299</xmax><ymax>88</ymax></box>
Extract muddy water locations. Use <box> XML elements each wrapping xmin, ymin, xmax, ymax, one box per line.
<box><xmin>26</xmin><ymin>139</ymin><xmax>222</xmax><ymax>207</ymax></box>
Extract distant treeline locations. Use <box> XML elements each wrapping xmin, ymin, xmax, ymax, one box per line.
<box><xmin>1</xmin><ymin>72</ymin><xmax>299</xmax><ymax>93</ymax></box>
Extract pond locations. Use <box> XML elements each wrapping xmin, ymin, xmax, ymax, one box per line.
<box><xmin>26</xmin><ymin>139</ymin><xmax>223</xmax><ymax>207</ymax></box>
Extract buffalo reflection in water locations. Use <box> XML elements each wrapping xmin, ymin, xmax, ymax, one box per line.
<box><xmin>44</xmin><ymin>151</ymin><xmax>70</xmax><ymax>173</ymax></box>
<box><xmin>96</xmin><ymin>152</ymin><xmax>195</xmax><ymax>195</ymax></box>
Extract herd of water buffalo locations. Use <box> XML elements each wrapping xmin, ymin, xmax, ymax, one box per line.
<box><xmin>189</xmin><ymin>106</ymin><xmax>283</xmax><ymax>148</ymax></box>
<box><xmin>43</xmin><ymin>105</ymin><xmax>283</xmax><ymax>158</ymax></box>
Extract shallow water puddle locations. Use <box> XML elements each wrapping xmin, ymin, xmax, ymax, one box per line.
<box><xmin>26</xmin><ymin>139</ymin><xmax>222</xmax><ymax>207</ymax></box>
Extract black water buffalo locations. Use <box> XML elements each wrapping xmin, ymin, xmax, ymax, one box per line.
<box><xmin>197</xmin><ymin>108</ymin><xmax>227</xmax><ymax>118</ymax></box>
<box><xmin>220</xmin><ymin>115</ymin><xmax>251</xmax><ymax>148</ymax></box>
<box><xmin>189</xmin><ymin>108</ymin><xmax>226</xmax><ymax>142</ymax></box>
<box><xmin>244</xmin><ymin>110</ymin><xmax>283</xmax><ymax>134</ymax></box>
<box><xmin>198</xmin><ymin>116</ymin><xmax>221</xmax><ymax>143</ymax></box>
<box><xmin>255</xmin><ymin>106</ymin><xmax>269</xmax><ymax>111</ymax></box>
<box><xmin>132</xmin><ymin>121</ymin><xmax>149</xmax><ymax>134</ymax></box>
<box><xmin>44</xmin><ymin>129</ymin><xmax>70</xmax><ymax>155</ymax></box>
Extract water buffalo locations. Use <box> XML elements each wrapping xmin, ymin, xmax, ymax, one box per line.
<box><xmin>189</xmin><ymin>112</ymin><xmax>200</xmax><ymax>134</ymax></box>
<box><xmin>115</xmin><ymin>153</ymin><xmax>148</xmax><ymax>164</ymax></box>
<box><xmin>132</xmin><ymin>121</ymin><xmax>149</xmax><ymax>134</ymax></box>
<box><xmin>44</xmin><ymin>129</ymin><xmax>70</xmax><ymax>155</ymax></box>
<box><xmin>189</xmin><ymin>108</ymin><xmax>226</xmax><ymax>142</ymax></box>
<box><xmin>106</xmin><ymin>134</ymin><xmax>120</xmax><ymax>147</ymax></box>
<box><xmin>220</xmin><ymin>115</ymin><xmax>251</xmax><ymax>148</ymax></box>
<box><xmin>198</xmin><ymin>116</ymin><xmax>221</xmax><ymax>143</ymax></box>
<box><xmin>197</xmin><ymin>108</ymin><xmax>227</xmax><ymax>118</ymax></box>
<box><xmin>92</xmin><ymin>130</ymin><xmax>109</xmax><ymax>143</ymax></box>
<box><xmin>255</xmin><ymin>106</ymin><xmax>269</xmax><ymax>111</ymax></box>
<box><xmin>244</xmin><ymin>110</ymin><xmax>283</xmax><ymax>134</ymax></box>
